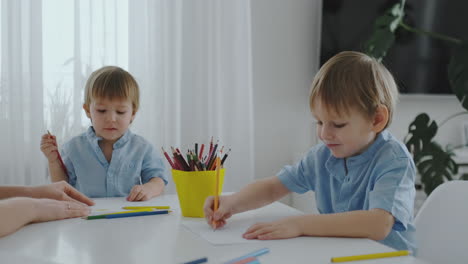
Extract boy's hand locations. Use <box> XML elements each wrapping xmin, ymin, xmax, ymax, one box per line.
<box><xmin>127</xmin><ymin>184</ymin><xmax>152</xmax><ymax>201</ymax></box>
<box><xmin>242</xmin><ymin>216</ymin><xmax>302</xmax><ymax>240</ymax></box>
<box><xmin>203</xmin><ymin>195</ymin><xmax>235</xmax><ymax>229</ymax></box>
<box><xmin>40</xmin><ymin>133</ymin><xmax>60</xmax><ymax>163</ymax></box>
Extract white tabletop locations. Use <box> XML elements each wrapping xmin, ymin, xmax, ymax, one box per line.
<box><xmin>0</xmin><ymin>195</ymin><xmax>429</xmax><ymax>264</ymax></box>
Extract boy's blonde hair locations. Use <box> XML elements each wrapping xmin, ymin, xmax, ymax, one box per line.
<box><xmin>83</xmin><ymin>66</ymin><xmax>140</xmax><ymax>113</ymax></box>
<box><xmin>309</xmin><ymin>51</ymin><xmax>398</xmax><ymax>128</ymax></box>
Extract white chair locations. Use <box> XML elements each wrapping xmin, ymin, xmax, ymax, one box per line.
<box><xmin>414</xmin><ymin>180</ymin><xmax>468</xmax><ymax>264</ymax></box>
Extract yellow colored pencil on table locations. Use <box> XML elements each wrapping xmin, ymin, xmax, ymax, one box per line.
<box><xmin>96</xmin><ymin>209</ymin><xmax>153</xmax><ymax>216</ymax></box>
<box><xmin>331</xmin><ymin>250</ymin><xmax>410</xmax><ymax>262</ymax></box>
<box><xmin>122</xmin><ymin>206</ymin><xmax>170</xmax><ymax>210</ymax></box>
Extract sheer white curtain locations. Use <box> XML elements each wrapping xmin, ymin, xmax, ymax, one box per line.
<box><xmin>0</xmin><ymin>0</ymin><xmax>254</xmax><ymax>191</ymax></box>
<box><xmin>129</xmin><ymin>0</ymin><xmax>254</xmax><ymax>192</ymax></box>
<box><xmin>0</xmin><ymin>0</ymin><xmax>45</xmax><ymax>185</ymax></box>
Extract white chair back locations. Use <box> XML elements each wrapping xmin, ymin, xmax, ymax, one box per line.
<box><xmin>414</xmin><ymin>180</ymin><xmax>468</xmax><ymax>264</ymax></box>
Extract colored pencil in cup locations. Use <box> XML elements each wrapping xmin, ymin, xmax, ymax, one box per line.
<box><xmin>161</xmin><ymin>147</ymin><xmax>176</xmax><ymax>169</ymax></box>
<box><xmin>47</xmin><ymin>131</ymin><xmax>69</xmax><ymax>178</ymax></box>
<box><xmin>198</xmin><ymin>143</ymin><xmax>205</xmax><ymax>160</ymax></box>
<box><xmin>221</xmin><ymin>148</ymin><xmax>231</xmax><ymax>166</ymax></box>
<box><xmin>330</xmin><ymin>250</ymin><xmax>410</xmax><ymax>263</ymax></box>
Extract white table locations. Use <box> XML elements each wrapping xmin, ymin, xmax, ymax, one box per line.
<box><xmin>0</xmin><ymin>195</ymin><xmax>429</xmax><ymax>264</ymax></box>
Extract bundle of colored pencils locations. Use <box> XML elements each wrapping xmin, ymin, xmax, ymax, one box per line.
<box><xmin>162</xmin><ymin>137</ymin><xmax>230</xmax><ymax>171</ymax></box>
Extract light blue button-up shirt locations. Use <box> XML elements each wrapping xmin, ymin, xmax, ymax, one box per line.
<box><xmin>278</xmin><ymin>130</ymin><xmax>416</xmax><ymax>252</ymax></box>
<box><xmin>61</xmin><ymin>127</ymin><xmax>168</xmax><ymax>198</ymax></box>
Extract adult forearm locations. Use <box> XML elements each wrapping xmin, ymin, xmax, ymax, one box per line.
<box><xmin>0</xmin><ymin>198</ymin><xmax>36</xmax><ymax>238</ymax></box>
<box><xmin>0</xmin><ymin>186</ymin><xmax>32</xmax><ymax>199</ymax></box>
<box><xmin>296</xmin><ymin>209</ymin><xmax>394</xmax><ymax>241</ymax></box>
<box><xmin>231</xmin><ymin>176</ymin><xmax>290</xmax><ymax>214</ymax></box>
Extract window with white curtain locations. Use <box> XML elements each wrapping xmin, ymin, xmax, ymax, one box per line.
<box><xmin>43</xmin><ymin>0</ymin><xmax>129</xmax><ymax>143</ymax></box>
<box><xmin>0</xmin><ymin>0</ymin><xmax>255</xmax><ymax>193</ymax></box>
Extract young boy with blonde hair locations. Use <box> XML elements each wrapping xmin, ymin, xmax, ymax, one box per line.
<box><xmin>41</xmin><ymin>66</ymin><xmax>168</xmax><ymax>201</ymax></box>
<box><xmin>204</xmin><ymin>51</ymin><xmax>416</xmax><ymax>252</ymax></box>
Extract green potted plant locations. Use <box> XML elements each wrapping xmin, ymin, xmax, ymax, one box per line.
<box><xmin>365</xmin><ymin>0</ymin><xmax>468</xmax><ymax>195</ymax></box>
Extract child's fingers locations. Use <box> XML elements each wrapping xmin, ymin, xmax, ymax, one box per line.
<box><xmin>134</xmin><ymin>190</ymin><xmax>146</xmax><ymax>201</ymax></box>
<box><xmin>213</xmin><ymin>207</ymin><xmax>230</xmax><ymax>221</ymax></box>
<box><xmin>126</xmin><ymin>188</ymin><xmax>137</xmax><ymax>201</ymax></box>
<box><xmin>243</xmin><ymin>222</ymin><xmax>267</xmax><ymax>235</ymax></box>
<box><xmin>127</xmin><ymin>186</ymin><xmax>143</xmax><ymax>201</ymax></box>
<box><xmin>214</xmin><ymin>219</ymin><xmax>226</xmax><ymax>229</ymax></box>
<box><xmin>41</xmin><ymin>144</ymin><xmax>57</xmax><ymax>154</ymax></box>
<box><xmin>203</xmin><ymin>196</ymin><xmax>215</xmax><ymax>218</ymax></box>
<box><xmin>41</xmin><ymin>134</ymin><xmax>51</xmax><ymax>141</ymax></box>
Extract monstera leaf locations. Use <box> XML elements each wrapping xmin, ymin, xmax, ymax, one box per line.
<box><xmin>416</xmin><ymin>143</ymin><xmax>458</xmax><ymax>195</ymax></box>
<box><xmin>405</xmin><ymin>113</ymin><xmax>438</xmax><ymax>160</ymax></box>
<box><xmin>448</xmin><ymin>44</ymin><xmax>468</xmax><ymax>111</ymax></box>
<box><xmin>365</xmin><ymin>1</ymin><xmax>405</xmax><ymax>61</ymax></box>
<box><xmin>405</xmin><ymin>113</ymin><xmax>459</xmax><ymax>195</ymax></box>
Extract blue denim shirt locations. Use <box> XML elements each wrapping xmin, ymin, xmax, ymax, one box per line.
<box><xmin>61</xmin><ymin>127</ymin><xmax>168</xmax><ymax>198</ymax></box>
<box><xmin>278</xmin><ymin>130</ymin><xmax>416</xmax><ymax>252</ymax></box>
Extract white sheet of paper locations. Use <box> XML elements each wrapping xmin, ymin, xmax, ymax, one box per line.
<box><xmin>181</xmin><ymin>203</ymin><xmax>303</xmax><ymax>245</ymax></box>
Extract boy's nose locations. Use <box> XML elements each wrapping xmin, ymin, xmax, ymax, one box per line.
<box><xmin>106</xmin><ymin>112</ymin><xmax>117</xmax><ymax>122</ymax></box>
<box><xmin>320</xmin><ymin>126</ymin><xmax>334</xmax><ymax>140</ymax></box>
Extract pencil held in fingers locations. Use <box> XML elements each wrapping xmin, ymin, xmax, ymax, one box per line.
<box><xmin>47</xmin><ymin>131</ymin><xmax>69</xmax><ymax>177</ymax></box>
<box><xmin>212</xmin><ymin>152</ymin><xmax>222</xmax><ymax>229</ymax></box>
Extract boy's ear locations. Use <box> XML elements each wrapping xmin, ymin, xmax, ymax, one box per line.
<box><xmin>372</xmin><ymin>105</ymin><xmax>389</xmax><ymax>133</ymax></box>
<box><xmin>83</xmin><ymin>104</ymin><xmax>91</xmax><ymax>118</ymax></box>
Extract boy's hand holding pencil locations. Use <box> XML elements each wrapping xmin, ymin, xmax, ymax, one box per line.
<box><xmin>203</xmin><ymin>194</ymin><xmax>235</xmax><ymax>229</ymax></box>
<box><xmin>40</xmin><ymin>131</ymin><xmax>69</xmax><ymax>180</ymax></box>
<box><xmin>40</xmin><ymin>132</ymin><xmax>61</xmax><ymax>163</ymax></box>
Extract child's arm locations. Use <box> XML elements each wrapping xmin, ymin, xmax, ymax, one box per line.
<box><xmin>243</xmin><ymin>208</ymin><xmax>394</xmax><ymax>241</ymax></box>
<box><xmin>204</xmin><ymin>176</ymin><xmax>291</xmax><ymax>229</ymax></box>
<box><xmin>48</xmin><ymin>161</ymin><xmax>68</xmax><ymax>182</ymax></box>
<box><xmin>127</xmin><ymin>177</ymin><xmax>165</xmax><ymax>202</ymax></box>
<box><xmin>40</xmin><ymin>134</ymin><xmax>68</xmax><ymax>182</ymax></box>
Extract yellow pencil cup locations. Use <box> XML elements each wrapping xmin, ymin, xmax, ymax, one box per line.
<box><xmin>172</xmin><ymin>169</ymin><xmax>225</xmax><ymax>218</ymax></box>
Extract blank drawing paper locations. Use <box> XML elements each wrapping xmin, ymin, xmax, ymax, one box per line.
<box><xmin>181</xmin><ymin>203</ymin><xmax>303</xmax><ymax>245</ymax></box>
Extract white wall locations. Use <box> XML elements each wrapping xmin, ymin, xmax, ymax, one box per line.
<box><xmin>250</xmin><ymin>0</ymin><xmax>322</xmax><ymax>207</ymax></box>
<box><xmin>390</xmin><ymin>94</ymin><xmax>468</xmax><ymax>147</ymax></box>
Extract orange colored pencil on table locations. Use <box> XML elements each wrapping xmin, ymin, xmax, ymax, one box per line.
<box><xmin>47</xmin><ymin>131</ymin><xmax>69</xmax><ymax>177</ymax></box>
<box><xmin>212</xmin><ymin>151</ymin><xmax>222</xmax><ymax>229</ymax></box>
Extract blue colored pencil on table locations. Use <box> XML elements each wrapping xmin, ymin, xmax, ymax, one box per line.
<box><xmin>87</xmin><ymin>210</ymin><xmax>170</xmax><ymax>220</ymax></box>
<box><xmin>183</xmin><ymin>257</ymin><xmax>208</xmax><ymax>264</ymax></box>
<box><xmin>224</xmin><ymin>248</ymin><xmax>270</xmax><ymax>264</ymax></box>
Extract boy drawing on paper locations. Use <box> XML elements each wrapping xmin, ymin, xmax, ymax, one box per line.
<box><xmin>40</xmin><ymin>66</ymin><xmax>168</xmax><ymax>201</ymax></box>
<box><xmin>204</xmin><ymin>51</ymin><xmax>416</xmax><ymax>252</ymax></box>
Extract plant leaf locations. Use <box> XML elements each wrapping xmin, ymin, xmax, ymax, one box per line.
<box><xmin>416</xmin><ymin>142</ymin><xmax>458</xmax><ymax>195</ymax></box>
<box><xmin>405</xmin><ymin>113</ymin><xmax>438</xmax><ymax>159</ymax></box>
<box><xmin>460</xmin><ymin>173</ymin><xmax>468</xmax><ymax>181</ymax></box>
<box><xmin>364</xmin><ymin>1</ymin><xmax>405</xmax><ymax>60</ymax></box>
<box><xmin>448</xmin><ymin>44</ymin><xmax>468</xmax><ymax>111</ymax></box>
